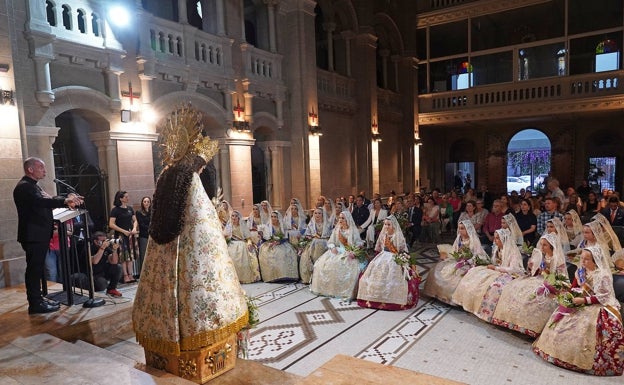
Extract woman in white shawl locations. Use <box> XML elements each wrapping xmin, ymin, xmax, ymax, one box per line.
<box><xmin>564</xmin><ymin>210</ymin><xmax>583</xmax><ymax>247</ymax></box>
<box><xmin>591</xmin><ymin>214</ymin><xmax>624</xmax><ymax>302</ymax></box>
<box><xmin>502</xmin><ymin>213</ymin><xmax>524</xmax><ymax>246</ymax></box>
<box><xmin>452</xmin><ymin>228</ymin><xmax>524</xmax><ymax>322</ymax></box>
<box><xmin>359</xmin><ymin>198</ymin><xmax>388</xmax><ymax>249</ymax></box>
<box><xmin>533</xmin><ymin>245</ymin><xmax>624</xmax><ymax>376</ymax></box>
<box><xmin>246</xmin><ymin>204</ymin><xmax>263</xmax><ymax>244</ymax></box>
<box><xmin>257</xmin><ymin>210</ymin><xmax>299</xmax><ymax>282</ymax></box>
<box><xmin>546</xmin><ymin>217</ymin><xmax>570</xmax><ymax>252</ymax></box>
<box><xmin>224</xmin><ymin>210</ymin><xmax>260</xmax><ymax>283</ymax></box>
<box><xmin>259</xmin><ymin>200</ymin><xmax>273</xmax><ymax>225</ymax></box>
<box><xmin>283</xmin><ymin>200</ymin><xmax>307</xmax><ymax>243</ymax></box>
<box><xmin>357</xmin><ymin>216</ymin><xmax>420</xmax><ymax>310</ymax></box>
<box><xmin>310</xmin><ymin>210</ymin><xmax>366</xmax><ymax>299</ymax></box>
<box><xmin>424</xmin><ymin>220</ymin><xmax>487</xmax><ymax>305</ymax></box>
<box><xmin>299</xmin><ymin>207</ymin><xmax>333</xmax><ymax>284</ymax></box>
<box><xmin>491</xmin><ymin>233</ymin><xmax>568</xmax><ymax>337</ymax></box>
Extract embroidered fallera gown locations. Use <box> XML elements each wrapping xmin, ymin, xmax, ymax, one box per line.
<box><xmin>533</xmin><ymin>246</ymin><xmax>624</xmax><ymax>376</ymax></box>
<box><xmin>133</xmin><ymin>173</ymin><xmax>248</xmax><ymax>356</ymax></box>
<box><xmin>357</xmin><ymin>218</ymin><xmax>420</xmax><ymax>310</ymax></box>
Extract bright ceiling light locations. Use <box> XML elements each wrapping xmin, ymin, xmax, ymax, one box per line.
<box><xmin>109</xmin><ymin>5</ymin><xmax>131</xmax><ymax>27</ymax></box>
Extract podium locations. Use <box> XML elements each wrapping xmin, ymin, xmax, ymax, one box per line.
<box><xmin>48</xmin><ymin>208</ymin><xmax>91</xmax><ymax>306</ymax></box>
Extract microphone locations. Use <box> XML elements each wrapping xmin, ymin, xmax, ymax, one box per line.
<box><xmin>53</xmin><ymin>178</ymin><xmax>77</xmax><ymax>193</ymax></box>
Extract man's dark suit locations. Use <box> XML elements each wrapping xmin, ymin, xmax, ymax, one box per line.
<box><xmin>14</xmin><ymin>176</ymin><xmax>67</xmax><ymax>305</ymax></box>
<box><xmin>601</xmin><ymin>206</ymin><xmax>624</xmax><ymax>227</ymax></box>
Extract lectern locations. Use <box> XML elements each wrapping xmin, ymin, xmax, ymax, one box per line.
<box><xmin>49</xmin><ymin>208</ymin><xmax>91</xmax><ymax>306</ymax></box>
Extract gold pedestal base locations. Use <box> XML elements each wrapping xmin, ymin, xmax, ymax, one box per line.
<box><xmin>144</xmin><ymin>334</ymin><xmax>237</xmax><ymax>383</ymax></box>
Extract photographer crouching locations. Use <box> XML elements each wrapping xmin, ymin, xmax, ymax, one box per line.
<box><xmin>74</xmin><ymin>231</ymin><xmax>123</xmax><ymax>297</ymax></box>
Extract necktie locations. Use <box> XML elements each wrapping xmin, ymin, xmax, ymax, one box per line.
<box><xmin>611</xmin><ymin>209</ymin><xmax>617</xmax><ymax>223</ymax></box>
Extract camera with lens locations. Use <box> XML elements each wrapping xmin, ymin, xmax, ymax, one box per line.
<box><xmin>107</xmin><ymin>238</ymin><xmax>122</xmax><ymax>245</ymax></box>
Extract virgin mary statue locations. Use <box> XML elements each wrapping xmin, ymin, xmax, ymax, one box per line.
<box><xmin>133</xmin><ymin>105</ymin><xmax>248</xmax><ymax>383</ymax></box>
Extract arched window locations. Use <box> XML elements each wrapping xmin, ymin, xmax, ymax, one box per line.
<box><xmin>507</xmin><ymin>129</ymin><xmax>551</xmax><ymax>193</ymax></box>
<box><xmin>91</xmin><ymin>13</ymin><xmax>100</xmax><ymax>36</ymax></box>
<box><xmin>46</xmin><ymin>1</ymin><xmax>56</xmax><ymax>26</ymax></box>
<box><xmin>62</xmin><ymin>5</ymin><xmax>72</xmax><ymax>30</ymax></box>
<box><xmin>77</xmin><ymin>9</ymin><xmax>86</xmax><ymax>33</ymax></box>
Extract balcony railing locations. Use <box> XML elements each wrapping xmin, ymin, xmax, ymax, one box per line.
<box><xmin>416</xmin><ymin>0</ymin><xmax>479</xmax><ymax>12</ymax></box>
<box><xmin>241</xmin><ymin>44</ymin><xmax>282</xmax><ymax>81</ymax></box>
<box><xmin>419</xmin><ymin>71</ymin><xmax>622</xmax><ymax>113</ymax></box>
<box><xmin>317</xmin><ymin>69</ymin><xmax>355</xmax><ymax>99</ymax></box>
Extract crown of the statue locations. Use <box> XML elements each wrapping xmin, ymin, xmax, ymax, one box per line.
<box><xmin>160</xmin><ymin>103</ymin><xmax>219</xmax><ymax>166</ymax></box>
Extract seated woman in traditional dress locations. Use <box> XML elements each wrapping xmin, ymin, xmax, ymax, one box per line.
<box><xmin>217</xmin><ymin>200</ymin><xmax>233</xmax><ymax>228</ymax></box>
<box><xmin>310</xmin><ymin>210</ymin><xmax>366</xmax><ymax>300</ymax></box>
<box><xmin>357</xmin><ymin>216</ymin><xmax>420</xmax><ymax>310</ymax></box>
<box><xmin>590</xmin><ymin>214</ymin><xmax>624</xmax><ymax>302</ymax></box>
<box><xmin>360</xmin><ymin>198</ymin><xmax>388</xmax><ymax>249</ymax></box>
<box><xmin>564</xmin><ymin>210</ymin><xmax>583</xmax><ymax>248</ymax></box>
<box><xmin>491</xmin><ymin>233</ymin><xmax>568</xmax><ymax>337</ymax></box>
<box><xmin>452</xmin><ymin>228</ymin><xmax>524</xmax><ymax>322</ymax></box>
<box><xmin>299</xmin><ymin>208</ymin><xmax>332</xmax><ymax>284</ymax></box>
<box><xmin>133</xmin><ymin>107</ymin><xmax>247</xmax><ymax>379</ymax></box>
<box><xmin>259</xmin><ymin>200</ymin><xmax>273</xmax><ymax>225</ymax></box>
<box><xmin>224</xmin><ymin>210</ymin><xmax>260</xmax><ymax>283</ymax></box>
<box><xmin>533</xmin><ymin>246</ymin><xmax>624</xmax><ymax>376</ymax></box>
<box><xmin>502</xmin><ymin>213</ymin><xmax>524</xmax><ymax>246</ymax></box>
<box><xmin>424</xmin><ymin>220</ymin><xmax>487</xmax><ymax>305</ymax></box>
<box><xmin>283</xmin><ymin>201</ymin><xmax>307</xmax><ymax>244</ymax></box>
<box><xmin>322</xmin><ymin>198</ymin><xmax>335</xmax><ymax>224</ymax></box>
<box><xmin>545</xmin><ymin>217</ymin><xmax>571</xmax><ymax>253</ymax></box>
<box><xmin>257</xmin><ymin>210</ymin><xmax>299</xmax><ymax>282</ymax></box>
<box><xmin>246</xmin><ymin>204</ymin><xmax>263</xmax><ymax>244</ymax></box>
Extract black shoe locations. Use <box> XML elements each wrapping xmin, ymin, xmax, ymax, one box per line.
<box><xmin>28</xmin><ymin>301</ymin><xmax>60</xmax><ymax>314</ymax></box>
<box><xmin>43</xmin><ymin>297</ymin><xmax>60</xmax><ymax>306</ymax></box>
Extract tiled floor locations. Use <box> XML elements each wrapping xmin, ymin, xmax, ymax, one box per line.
<box><xmin>238</xmin><ymin>242</ymin><xmax>623</xmax><ymax>384</ymax></box>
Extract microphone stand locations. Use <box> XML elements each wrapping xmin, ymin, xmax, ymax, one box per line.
<box><xmin>83</xmin><ymin>212</ymin><xmax>105</xmax><ymax>308</ymax></box>
<box><xmin>56</xmin><ymin>178</ymin><xmax>104</xmax><ymax>308</ymax></box>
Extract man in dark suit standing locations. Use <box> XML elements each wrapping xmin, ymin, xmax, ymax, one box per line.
<box><xmin>351</xmin><ymin>195</ymin><xmax>370</xmax><ymax>239</ymax></box>
<box><xmin>13</xmin><ymin>157</ymin><xmax>82</xmax><ymax>314</ymax></box>
<box><xmin>601</xmin><ymin>195</ymin><xmax>624</xmax><ymax>226</ymax></box>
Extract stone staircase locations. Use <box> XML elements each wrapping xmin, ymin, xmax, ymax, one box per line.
<box><xmin>0</xmin><ymin>333</ymin><xmax>464</xmax><ymax>385</ymax></box>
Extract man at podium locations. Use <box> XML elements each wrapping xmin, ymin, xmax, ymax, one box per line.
<box><xmin>13</xmin><ymin>157</ymin><xmax>83</xmax><ymax>314</ymax></box>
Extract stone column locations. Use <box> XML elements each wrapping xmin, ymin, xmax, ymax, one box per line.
<box><xmin>379</xmin><ymin>49</ymin><xmax>390</xmax><ymax>89</ymax></box>
<box><xmin>33</xmin><ymin>58</ymin><xmax>55</xmax><ymax>106</ymax></box>
<box><xmin>222</xmin><ymin>137</ymin><xmax>256</xmax><ymax>212</ymax></box>
<box><xmin>244</xmin><ymin>91</ymin><xmax>254</xmax><ymax>125</ymax></box>
<box><xmin>341</xmin><ymin>31</ymin><xmax>353</xmax><ymax>77</ymax></box>
<box><xmin>217</xmin><ymin>143</ymin><xmax>232</xmax><ymax>203</ymax></box>
<box><xmin>216</xmin><ymin>0</ymin><xmax>226</xmax><ymax>36</ymax></box>
<box><xmin>269</xmin><ymin>144</ymin><xmax>284</xmax><ymax>209</ymax></box>
<box><xmin>264</xmin><ymin>0</ymin><xmax>279</xmax><ymax>53</ymax></box>
<box><xmin>323</xmin><ymin>22</ymin><xmax>336</xmax><ymax>72</ymax></box>
<box><xmin>26</xmin><ymin>126</ymin><xmax>60</xmax><ymax>194</ymax></box>
<box><xmin>178</xmin><ymin>0</ymin><xmax>188</xmax><ymax>24</ymax></box>
<box><xmin>89</xmin><ymin>132</ymin><xmax>120</xmax><ymax>202</ymax></box>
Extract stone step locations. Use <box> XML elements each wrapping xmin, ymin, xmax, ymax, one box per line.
<box><xmin>9</xmin><ymin>334</ymin><xmax>172</xmax><ymax>385</ymax></box>
<box><xmin>296</xmin><ymin>354</ymin><xmax>466</xmax><ymax>385</ymax></box>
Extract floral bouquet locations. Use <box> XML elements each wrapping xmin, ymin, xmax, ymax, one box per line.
<box><xmin>520</xmin><ymin>241</ymin><xmax>534</xmax><ymax>256</ymax></box>
<box><xmin>238</xmin><ymin>295</ymin><xmax>260</xmax><ymax>359</ymax></box>
<box><xmin>266</xmin><ymin>232</ymin><xmax>288</xmax><ymax>248</ymax></box>
<box><xmin>393</xmin><ymin>251</ymin><xmax>421</xmax><ymax>281</ymax></box>
<box><xmin>530</xmin><ymin>272</ymin><xmax>570</xmax><ymax>302</ymax></box>
<box><xmin>548</xmin><ymin>289</ymin><xmax>583</xmax><ymax>328</ymax></box>
<box><xmin>342</xmin><ymin>244</ymin><xmax>368</xmax><ymax>263</ymax></box>
<box><xmin>295</xmin><ymin>236</ymin><xmax>312</xmax><ymax>256</ymax></box>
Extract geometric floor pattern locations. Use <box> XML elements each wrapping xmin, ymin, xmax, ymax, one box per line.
<box><xmin>241</xmin><ymin>241</ymin><xmax>623</xmax><ymax>384</ymax></box>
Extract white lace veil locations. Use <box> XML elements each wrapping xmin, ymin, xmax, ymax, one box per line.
<box><xmin>493</xmin><ymin>228</ymin><xmax>523</xmax><ymax>271</ymax></box>
<box><xmin>225</xmin><ymin>210</ymin><xmax>251</xmax><ymax>239</ymax></box>
<box><xmin>592</xmin><ymin>213</ymin><xmax>623</xmax><ymax>252</ymax></box>
<box><xmin>329</xmin><ymin>210</ymin><xmax>361</xmax><ymax>247</ymax></box>
<box><xmin>247</xmin><ymin>204</ymin><xmax>262</xmax><ymax>229</ymax></box>
<box><xmin>374</xmin><ymin>215</ymin><xmax>407</xmax><ymax>253</ymax></box>
<box><xmin>530</xmin><ymin>233</ymin><xmax>567</xmax><ymax>277</ymax></box>
<box><xmin>565</xmin><ymin>210</ymin><xmax>583</xmax><ymax>237</ymax></box>
<box><xmin>583</xmin><ymin>245</ymin><xmax>619</xmax><ymax>308</ymax></box>
<box><xmin>503</xmin><ymin>213</ymin><xmax>524</xmax><ymax>245</ymax></box>
<box><xmin>305</xmin><ymin>207</ymin><xmax>332</xmax><ymax>238</ymax></box>
<box><xmin>547</xmin><ymin>217</ymin><xmax>570</xmax><ymax>252</ymax></box>
<box><xmin>283</xmin><ymin>199</ymin><xmax>307</xmax><ymax>230</ymax></box>
<box><xmin>452</xmin><ymin>220</ymin><xmax>486</xmax><ymax>257</ymax></box>
<box><xmin>259</xmin><ymin>200</ymin><xmax>273</xmax><ymax>225</ymax></box>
